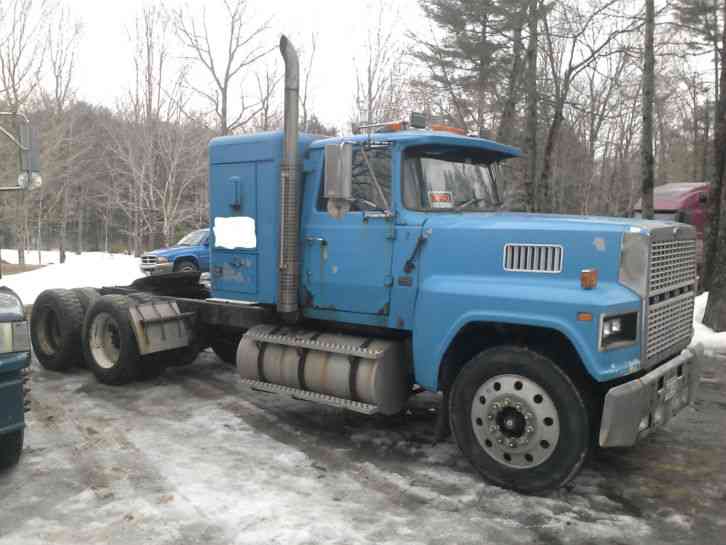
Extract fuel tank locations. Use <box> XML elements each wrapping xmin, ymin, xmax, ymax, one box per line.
<box><xmin>237</xmin><ymin>324</ymin><xmax>411</xmax><ymax>415</ymax></box>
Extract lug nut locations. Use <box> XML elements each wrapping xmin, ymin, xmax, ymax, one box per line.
<box><xmin>489</xmin><ymin>425</ymin><xmax>497</xmax><ymax>432</ymax></box>
<box><xmin>509</xmin><ymin>441</ymin><xmax>516</xmax><ymax>448</ymax></box>
<box><xmin>515</xmin><ymin>403</ymin><xmax>522</xmax><ymax>411</ymax></box>
<box><xmin>526</xmin><ymin>426</ymin><xmax>534</xmax><ymax>434</ymax></box>
<box><xmin>503</xmin><ymin>398</ymin><xmax>511</xmax><ymax>406</ymax></box>
<box><xmin>497</xmin><ymin>439</ymin><xmax>504</xmax><ymax>444</ymax></box>
<box><xmin>492</xmin><ymin>402</ymin><xmax>501</xmax><ymax>410</ymax></box>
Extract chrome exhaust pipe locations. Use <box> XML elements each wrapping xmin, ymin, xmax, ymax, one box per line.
<box><xmin>277</xmin><ymin>35</ymin><xmax>300</xmax><ymax>322</ymax></box>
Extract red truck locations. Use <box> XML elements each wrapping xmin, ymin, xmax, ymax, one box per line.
<box><xmin>634</xmin><ymin>182</ymin><xmax>709</xmax><ymax>282</ymax></box>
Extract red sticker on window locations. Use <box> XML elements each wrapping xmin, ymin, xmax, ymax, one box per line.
<box><xmin>429</xmin><ymin>191</ymin><xmax>454</xmax><ymax>209</ymax></box>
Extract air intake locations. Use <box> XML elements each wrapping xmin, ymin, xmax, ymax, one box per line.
<box><xmin>503</xmin><ymin>244</ymin><xmax>563</xmax><ymax>273</ymax></box>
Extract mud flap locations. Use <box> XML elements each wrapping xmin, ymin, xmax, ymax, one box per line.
<box><xmin>128</xmin><ymin>299</ymin><xmax>194</xmax><ymax>355</ymax></box>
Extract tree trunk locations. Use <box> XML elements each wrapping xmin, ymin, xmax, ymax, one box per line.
<box><xmin>523</xmin><ymin>0</ymin><xmax>539</xmax><ymax>212</ymax></box>
<box><xmin>703</xmin><ymin>1</ymin><xmax>726</xmax><ymax>322</ymax></box>
<box><xmin>539</xmin><ymin>99</ymin><xmax>565</xmax><ymax>213</ymax></box>
<box><xmin>640</xmin><ymin>0</ymin><xmax>655</xmax><ymax>220</ymax></box>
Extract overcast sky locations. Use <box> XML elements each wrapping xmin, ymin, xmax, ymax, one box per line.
<box><xmin>72</xmin><ymin>0</ymin><xmax>426</xmax><ymax>131</ymax></box>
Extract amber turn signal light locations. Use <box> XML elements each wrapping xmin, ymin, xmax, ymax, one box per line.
<box><xmin>577</xmin><ymin>312</ymin><xmax>593</xmax><ymax>322</ymax></box>
<box><xmin>580</xmin><ymin>269</ymin><xmax>598</xmax><ymax>289</ymax></box>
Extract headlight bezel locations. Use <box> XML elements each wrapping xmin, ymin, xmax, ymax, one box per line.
<box><xmin>599</xmin><ymin>311</ymin><xmax>639</xmax><ymax>351</ymax></box>
<box><xmin>618</xmin><ymin>231</ymin><xmax>649</xmax><ymax>298</ymax></box>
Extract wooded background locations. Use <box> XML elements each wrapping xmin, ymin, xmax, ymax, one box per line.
<box><xmin>0</xmin><ymin>0</ymin><xmax>721</xmax><ymax>269</ymax></box>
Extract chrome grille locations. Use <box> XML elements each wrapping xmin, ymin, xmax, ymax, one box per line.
<box><xmin>646</xmin><ymin>293</ymin><xmax>694</xmax><ymax>361</ymax></box>
<box><xmin>141</xmin><ymin>255</ymin><xmax>158</xmax><ymax>265</ymax></box>
<box><xmin>649</xmin><ymin>240</ymin><xmax>697</xmax><ymax>295</ymax></box>
<box><xmin>503</xmin><ymin>244</ymin><xmax>563</xmax><ymax>273</ymax></box>
<box><xmin>645</xmin><ymin>236</ymin><xmax>696</xmax><ymax>366</ymax></box>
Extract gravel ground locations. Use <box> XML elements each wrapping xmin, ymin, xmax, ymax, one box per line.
<box><xmin>0</xmin><ymin>351</ymin><xmax>724</xmax><ymax>545</ymax></box>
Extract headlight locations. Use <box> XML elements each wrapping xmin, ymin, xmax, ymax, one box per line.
<box><xmin>157</xmin><ymin>256</ymin><xmax>169</xmax><ymax>263</ymax></box>
<box><xmin>619</xmin><ymin>231</ymin><xmax>649</xmax><ymax>297</ymax></box>
<box><xmin>0</xmin><ymin>288</ymin><xmax>30</xmax><ymax>354</ymax></box>
<box><xmin>600</xmin><ymin>312</ymin><xmax>638</xmax><ymax>350</ymax></box>
<box><xmin>0</xmin><ymin>289</ymin><xmax>24</xmax><ymax>317</ymax></box>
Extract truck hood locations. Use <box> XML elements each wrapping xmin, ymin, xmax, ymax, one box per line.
<box><xmin>418</xmin><ymin>211</ymin><xmax>674</xmax><ymax>235</ymax></box>
<box><xmin>413</xmin><ymin>212</ymin><xmax>680</xmax><ymax>285</ymax></box>
<box><xmin>144</xmin><ymin>245</ymin><xmax>203</xmax><ymax>259</ymax></box>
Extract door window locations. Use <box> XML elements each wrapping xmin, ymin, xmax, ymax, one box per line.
<box><xmin>318</xmin><ymin>146</ymin><xmax>392</xmax><ymax>212</ymax></box>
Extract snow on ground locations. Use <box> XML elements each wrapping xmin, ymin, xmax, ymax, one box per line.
<box><xmin>0</xmin><ymin>248</ymin><xmax>69</xmax><ymax>266</ymax></box>
<box><xmin>1</xmin><ymin>251</ymin><xmax>142</xmax><ymax>305</ymax></box>
<box><xmin>691</xmin><ymin>292</ymin><xmax>726</xmax><ymax>356</ymax></box>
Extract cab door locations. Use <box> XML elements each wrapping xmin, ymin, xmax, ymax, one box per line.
<box><xmin>301</xmin><ymin>146</ymin><xmax>394</xmax><ymax>316</ymax></box>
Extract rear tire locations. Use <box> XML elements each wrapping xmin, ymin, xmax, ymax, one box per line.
<box><xmin>0</xmin><ymin>430</ymin><xmax>23</xmax><ymax>470</ymax></box>
<box><xmin>82</xmin><ymin>295</ymin><xmax>140</xmax><ymax>385</ymax></box>
<box><xmin>31</xmin><ymin>289</ymin><xmax>84</xmax><ymax>371</ymax></box>
<box><xmin>449</xmin><ymin>346</ymin><xmax>590</xmax><ymax>494</ymax></box>
<box><xmin>70</xmin><ymin>288</ymin><xmax>100</xmax><ymax>368</ymax></box>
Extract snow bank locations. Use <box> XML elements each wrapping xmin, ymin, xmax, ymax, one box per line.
<box><xmin>691</xmin><ymin>292</ymin><xmax>726</xmax><ymax>356</ymax></box>
<box><xmin>1</xmin><ymin>252</ymin><xmax>142</xmax><ymax>305</ymax></box>
<box><xmin>0</xmin><ymin>248</ymin><xmax>68</xmax><ymax>266</ymax></box>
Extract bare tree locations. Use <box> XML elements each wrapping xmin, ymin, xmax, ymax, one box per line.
<box><xmin>640</xmin><ymin>0</ymin><xmax>655</xmax><ymax>219</ymax></box>
<box><xmin>172</xmin><ymin>0</ymin><xmax>271</xmax><ymax>135</ymax></box>
<box><xmin>703</xmin><ymin>0</ymin><xmax>726</xmax><ymax>330</ymax></box>
<box><xmin>0</xmin><ymin>0</ymin><xmax>50</xmax><ymax>264</ymax></box>
<box><xmin>354</xmin><ymin>0</ymin><xmax>406</xmax><ymax>125</ymax></box>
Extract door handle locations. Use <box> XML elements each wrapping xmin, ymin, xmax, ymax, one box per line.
<box><xmin>304</xmin><ymin>236</ymin><xmax>327</xmax><ymax>246</ymax></box>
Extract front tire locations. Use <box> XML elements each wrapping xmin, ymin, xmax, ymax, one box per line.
<box><xmin>82</xmin><ymin>295</ymin><xmax>141</xmax><ymax>385</ymax></box>
<box><xmin>0</xmin><ymin>430</ymin><xmax>24</xmax><ymax>469</ymax></box>
<box><xmin>174</xmin><ymin>259</ymin><xmax>199</xmax><ymax>273</ymax></box>
<box><xmin>449</xmin><ymin>346</ymin><xmax>590</xmax><ymax>494</ymax></box>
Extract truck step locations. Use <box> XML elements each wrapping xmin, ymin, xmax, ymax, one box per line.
<box><xmin>240</xmin><ymin>378</ymin><xmax>379</xmax><ymax>415</ymax></box>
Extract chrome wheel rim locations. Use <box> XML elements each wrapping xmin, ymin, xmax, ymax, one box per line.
<box><xmin>470</xmin><ymin>374</ymin><xmax>560</xmax><ymax>469</ymax></box>
<box><xmin>89</xmin><ymin>312</ymin><xmax>121</xmax><ymax>369</ymax></box>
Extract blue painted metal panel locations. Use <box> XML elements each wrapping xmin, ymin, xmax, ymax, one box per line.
<box><xmin>0</xmin><ymin>351</ymin><xmax>28</xmax><ymax>435</ymax></box>
<box><xmin>208</xmin><ymin>131</ymin><xmax>317</xmax><ymax>304</ymax></box>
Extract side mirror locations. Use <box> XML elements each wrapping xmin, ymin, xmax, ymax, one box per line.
<box><xmin>324</xmin><ymin>143</ymin><xmax>352</xmax><ymax>219</ymax></box>
<box><xmin>699</xmin><ymin>192</ymin><xmax>708</xmax><ymax>204</ymax></box>
<box><xmin>18</xmin><ymin>123</ymin><xmax>41</xmax><ymax>190</ymax></box>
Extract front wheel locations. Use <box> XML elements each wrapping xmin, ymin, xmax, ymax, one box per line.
<box><xmin>0</xmin><ymin>430</ymin><xmax>24</xmax><ymax>469</ymax></box>
<box><xmin>174</xmin><ymin>259</ymin><xmax>199</xmax><ymax>273</ymax></box>
<box><xmin>449</xmin><ymin>346</ymin><xmax>590</xmax><ymax>494</ymax></box>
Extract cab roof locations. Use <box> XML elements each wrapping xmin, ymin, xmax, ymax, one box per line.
<box><xmin>309</xmin><ymin>130</ymin><xmax>522</xmax><ymax>159</ymax></box>
<box><xmin>634</xmin><ymin>182</ymin><xmax>709</xmax><ymax>211</ymax></box>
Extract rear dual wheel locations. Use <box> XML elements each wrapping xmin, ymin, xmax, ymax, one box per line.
<box><xmin>83</xmin><ymin>295</ymin><xmax>142</xmax><ymax>385</ymax></box>
<box><xmin>31</xmin><ymin>289</ymin><xmax>84</xmax><ymax>371</ymax></box>
<box><xmin>449</xmin><ymin>346</ymin><xmax>590</xmax><ymax>494</ymax></box>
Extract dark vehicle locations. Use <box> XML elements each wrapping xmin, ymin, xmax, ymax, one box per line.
<box><xmin>634</xmin><ymin>182</ymin><xmax>709</xmax><ymax>279</ymax></box>
<box><xmin>140</xmin><ymin>229</ymin><xmax>210</xmax><ymax>275</ymax></box>
<box><xmin>0</xmin><ymin>288</ymin><xmax>30</xmax><ymax>469</ymax></box>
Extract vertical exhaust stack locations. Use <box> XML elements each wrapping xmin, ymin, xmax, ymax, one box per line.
<box><xmin>277</xmin><ymin>35</ymin><xmax>300</xmax><ymax>322</ymax></box>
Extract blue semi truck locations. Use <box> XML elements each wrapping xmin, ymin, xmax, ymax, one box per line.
<box><xmin>30</xmin><ymin>37</ymin><xmax>703</xmax><ymax>493</ymax></box>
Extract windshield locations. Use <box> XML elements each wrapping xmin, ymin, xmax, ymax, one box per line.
<box><xmin>176</xmin><ymin>229</ymin><xmax>208</xmax><ymax>246</ymax></box>
<box><xmin>403</xmin><ymin>147</ymin><xmax>501</xmax><ymax>211</ymax></box>
<box><xmin>633</xmin><ymin>211</ymin><xmax>679</xmax><ymax>222</ymax></box>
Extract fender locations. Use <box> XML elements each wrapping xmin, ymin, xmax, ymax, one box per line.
<box><xmin>412</xmin><ymin>275</ymin><xmax>642</xmax><ymax>391</ymax></box>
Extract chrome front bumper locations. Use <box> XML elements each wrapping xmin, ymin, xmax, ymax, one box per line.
<box><xmin>599</xmin><ymin>344</ymin><xmax>703</xmax><ymax>447</ymax></box>
<box><xmin>140</xmin><ymin>263</ymin><xmax>173</xmax><ymax>276</ymax></box>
